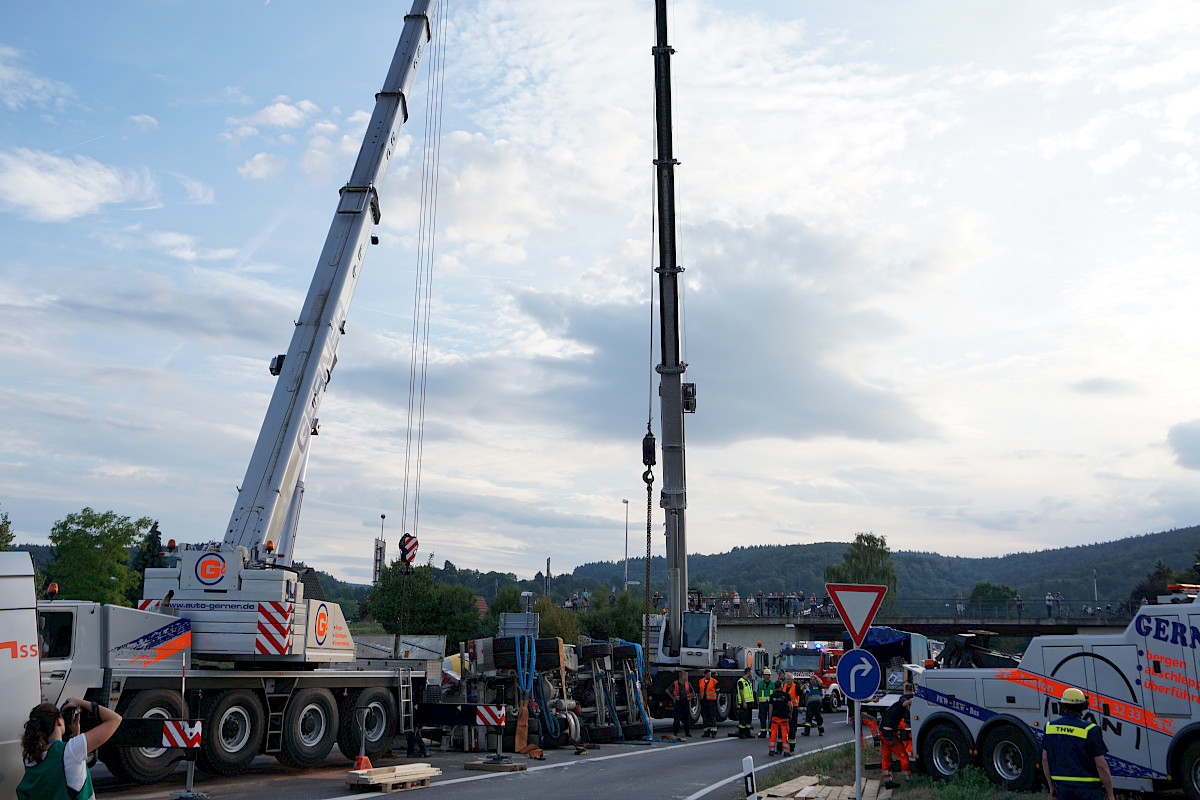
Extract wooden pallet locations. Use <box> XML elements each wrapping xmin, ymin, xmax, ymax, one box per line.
<box><xmin>762</xmin><ymin>775</ymin><xmax>891</xmax><ymax>800</ymax></box>
<box><xmin>345</xmin><ymin>764</ymin><xmax>442</xmax><ymax>793</ymax></box>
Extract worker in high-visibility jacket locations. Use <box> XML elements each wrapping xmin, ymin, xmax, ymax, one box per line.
<box><xmin>735</xmin><ymin>667</ymin><xmax>756</xmax><ymax>739</ymax></box>
<box><xmin>1041</xmin><ymin>687</ymin><xmax>1114</xmax><ymax>800</ymax></box>
<box><xmin>766</xmin><ymin>682</ymin><xmax>793</xmax><ymax>756</ymax></box>
<box><xmin>780</xmin><ymin>673</ymin><xmax>802</xmax><ymax>752</ymax></box>
<box><xmin>801</xmin><ymin>678</ymin><xmax>825</xmax><ymax>739</ymax></box>
<box><xmin>698</xmin><ymin>669</ymin><xmax>719</xmax><ymax>738</ymax></box>
<box><xmin>667</xmin><ymin>669</ymin><xmax>691</xmax><ymax>737</ymax></box>
<box><xmin>755</xmin><ymin>668</ymin><xmax>776</xmax><ymax>738</ymax></box>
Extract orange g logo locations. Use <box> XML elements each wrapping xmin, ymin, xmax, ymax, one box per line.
<box><xmin>195</xmin><ymin>554</ymin><xmax>227</xmax><ymax>585</ymax></box>
<box><xmin>315</xmin><ymin>604</ymin><xmax>329</xmax><ymax>644</ymax></box>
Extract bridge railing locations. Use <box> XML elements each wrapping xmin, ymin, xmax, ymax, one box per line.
<box><xmin>713</xmin><ymin>598</ymin><xmax>1138</xmax><ymax>621</ymax></box>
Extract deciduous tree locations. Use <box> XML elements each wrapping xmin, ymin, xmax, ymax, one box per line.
<box><xmin>126</xmin><ymin>521</ymin><xmax>169</xmax><ymax>605</ymax></box>
<box><xmin>0</xmin><ymin>503</ymin><xmax>12</xmax><ymax>551</ymax></box>
<box><xmin>823</xmin><ymin>532</ymin><xmax>898</xmax><ymax>596</ymax></box>
<box><xmin>48</xmin><ymin>508</ymin><xmax>152</xmax><ymax>605</ymax></box>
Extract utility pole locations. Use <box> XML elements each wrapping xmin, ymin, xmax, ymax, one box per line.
<box><xmin>623</xmin><ymin>499</ymin><xmax>630</xmax><ymax>592</ymax></box>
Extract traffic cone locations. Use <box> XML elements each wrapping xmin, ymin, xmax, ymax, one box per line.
<box><xmin>353</xmin><ymin>756</ymin><xmax>373</xmax><ymax>771</ymax></box>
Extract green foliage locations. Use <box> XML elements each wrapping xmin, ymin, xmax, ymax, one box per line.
<box><xmin>1129</xmin><ymin>560</ymin><xmax>1173</xmax><ymax>605</ymax></box>
<box><xmin>48</xmin><ymin>508</ymin><xmax>152</xmax><ymax>605</ymax></box>
<box><xmin>481</xmin><ymin>585</ymin><xmax>525</xmax><ymax>636</ymax></box>
<box><xmin>0</xmin><ymin>503</ymin><xmax>12</xmax><ymax>551</ymax></box>
<box><xmin>367</xmin><ymin>561</ymin><xmax>482</xmax><ymax>651</ymax></box>
<box><xmin>824</xmin><ymin>532</ymin><xmax>898</xmax><ymax>595</ymax></box>
<box><xmin>532</xmin><ymin>596</ymin><xmax>579</xmax><ymax>645</ymax></box>
<box><xmin>299</xmin><ymin>563</ymin><xmax>370</xmax><ymax>622</ymax></box>
<box><xmin>126</xmin><ymin>522</ymin><xmax>169</xmax><ymax>604</ymax></box>
<box><xmin>576</xmin><ymin>591</ymin><xmax>643</xmax><ymax>642</ymax></box>
<box><xmin>968</xmin><ymin>581</ymin><xmax>1016</xmax><ymax>603</ymax></box>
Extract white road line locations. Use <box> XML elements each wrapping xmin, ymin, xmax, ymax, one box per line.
<box><xmin>321</xmin><ymin>736</ymin><xmax>730</xmax><ymax>800</ymax></box>
<box><xmin>682</xmin><ymin>739</ymin><xmax>848</xmax><ymax>800</ymax></box>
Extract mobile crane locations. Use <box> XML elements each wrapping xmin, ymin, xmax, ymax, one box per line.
<box><xmin>29</xmin><ymin>0</ymin><xmax>444</xmax><ymax>785</ymax></box>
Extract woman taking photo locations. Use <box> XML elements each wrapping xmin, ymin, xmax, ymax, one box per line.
<box><xmin>17</xmin><ymin>697</ymin><xmax>122</xmax><ymax>800</ymax></box>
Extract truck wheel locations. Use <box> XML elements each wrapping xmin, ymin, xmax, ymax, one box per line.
<box><xmin>688</xmin><ymin>694</ymin><xmax>702</xmax><ymax>725</ymax></box>
<box><xmin>1180</xmin><ymin>740</ymin><xmax>1200</xmax><ymax>800</ymax></box>
<box><xmin>580</xmin><ymin>642</ymin><xmax>611</xmax><ymax>661</ymax></box>
<box><xmin>716</xmin><ymin>692</ymin><xmax>732</xmax><ymax>722</ymax></box>
<box><xmin>277</xmin><ymin>688</ymin><xmax>339</xmax><ymax>768</ymax></box>
<box><xmin>198</xmin><ymin>690</ymin><xmax>265</xmax><ymax>775</ymax></box>
<box><xmin>920</xmin><ymin>724</ymin><xmax>969</xmax><ymax>780</ymax></box>
<box><xmin>981</xmin><ymin>726</ymin><xmax>1038</xmax><ymax>791</ymax></box>
<box><xmin>337</xmin><ymin>687</ymin><xmax>397</xmax><ymax>760</ymax></box>
<box><xmin>112</xmin><ymin>689</ymin><xmax>184</xmax><ymax>784</ymax></box>
<box><xmin>828</xmin><ymin>691</ymin><xmax>842</xmax><ymax>711</ymax></box>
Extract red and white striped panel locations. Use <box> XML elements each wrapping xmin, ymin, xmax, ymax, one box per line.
<box><xmin>138</xmin><ymin>599</ymin><xmax>159</xmax><ymax>611</ymax></box>
<box><xmin>162</xmin><ymin>720</ymin><xmax>202</xmax><ymax>748</ymax></box>
<box><xmin>255</xmin><ymin>602</ymin><xmax>293</xmax><ymax>655</ymax></box>
<box><xmin>475</xmin><ymin>705</ymin><xmax>505</xmax><ymax>727</ymax></box>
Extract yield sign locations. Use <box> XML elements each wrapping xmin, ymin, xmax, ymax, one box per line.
<box><xmin>825</xmin><ymin>583</ymin><xmax>888</xmax><ymax>648</ymax></box>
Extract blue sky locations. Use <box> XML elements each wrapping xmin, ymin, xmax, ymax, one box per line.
<box><xmin>3</xmin><ymin>0</ymin><xmax>1200</xmax><ymax>584</ymax></box>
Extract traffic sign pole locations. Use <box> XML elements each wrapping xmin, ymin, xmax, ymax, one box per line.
<box><xmin>855</xmin><ymin>704</ymin><xmax>862</xmax><ymax>800</ymax></box>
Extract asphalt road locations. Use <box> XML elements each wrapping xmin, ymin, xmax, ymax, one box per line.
<box><xmin>93</xmin><ymin>716</ymin><xmax>856</xmax><ymax>800</ymax></box>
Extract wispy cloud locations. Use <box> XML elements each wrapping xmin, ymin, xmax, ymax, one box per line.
<box><xmin>0</xmin><ymin>148</ymin><xmax>156</xmax><ymax>221</ymax></box>
<box><xmin>0</xmin><ymin>46</ymin><xmax>72</xmax><ymax>110</ymax></box>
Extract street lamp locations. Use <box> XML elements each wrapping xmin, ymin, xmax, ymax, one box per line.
<box><xmin>623</xmin><ymin>499</ymin><xmax>630</xmax><ymax>592</ymax></box>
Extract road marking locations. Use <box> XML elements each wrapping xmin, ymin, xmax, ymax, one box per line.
<box><xmin>683</xmin><ymin>739</ymin><xmax>848</xmax><ymax>800</ymax></box>
<box><xmin>320</xmin><ymin>736</ymin><xmax>734</xmax><ymax>799</ymax></box>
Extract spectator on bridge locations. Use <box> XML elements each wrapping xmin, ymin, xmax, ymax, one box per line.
<box><xmin>822</xmin><ymin>592</ymin><xmax>831</xmax><ymax>615</ymax></box>
<box><xmin>1014</xmin><ymin>593</ymin><xmax>1024</xmax><ymax>617</ymax></box>
<box><xmin>1046</xmin><ymin>592</ymin><xmax>1053</xmax><ymax>617</ymax></box>
<box><xmin>798</xmin><ymin>589</ymin><xmax>806</xmax><ymax>612</ymax></box>
<box><xmin>756</xmin><ymin>590</ymin><xmax>765</xmax><ymax>617</ymax></box>
<box><xmin>809</xmin><ymin>593</ymin><xmax>819</xmax><ymax>616</ymax></box>
<box><xmin>733</xmin><ymin>591</ymin><xmax>741</xmax><ymax>617</ymax></box>
<box><xmin>1055</xmin><ymin>591</ymin><xmax>1065</xmax><ymax>616</ymax></box>
<box><xmin>956</xmin><ymin>592</ymin><xmax>965</xmax><ymax>616</ymax></box>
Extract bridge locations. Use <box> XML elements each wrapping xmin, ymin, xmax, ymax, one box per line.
<box><xmin>711</xmin><ymin>599</ymin><xmax>1134</xmax><ymax>651</ymax></box>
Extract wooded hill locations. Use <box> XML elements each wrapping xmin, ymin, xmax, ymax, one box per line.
<box><xmin>572</xmin><ymin>526</ymin><xmax>1200</xmax><ymax>603</ymax></box>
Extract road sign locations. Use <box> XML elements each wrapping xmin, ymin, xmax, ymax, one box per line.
<box><xmin>837</xmin><ymin>648</ymin><xmax>882</xmax><ymax>702</ymax></box>
<box><xmin>400</xmin><ymin>533</ymin><xmax>419</xmax><ymax>564</ymax></box>
<box><xmin>825</xmin><ymin>583</ymin><xmax>888</xmax><ymax>648</ymax></box>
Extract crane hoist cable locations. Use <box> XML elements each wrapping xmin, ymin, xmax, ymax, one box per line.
<box><xmin>400</xmin><ymin>1</ymin><xmax>449</xmax><ymax>541</ymax></box>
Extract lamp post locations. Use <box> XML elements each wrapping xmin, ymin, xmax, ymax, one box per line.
<box><xmin>623</xmin><ymin>499</ymin><xmax>630</xmax><ymax>592</ymax></box>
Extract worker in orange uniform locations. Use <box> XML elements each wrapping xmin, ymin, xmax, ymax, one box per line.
<box><xmin>766</xmin><ymin>681</ymin><xmax>793</xmax><ymax>756</ymax></box>
<box><xmin>698</xmin><ymin>669</ymin><xmax>719</xmax><ymax>738</ymax></box>
<box><xmin>780</xmin><ymin>673</ymin><xmax>802</xmax><ymax>752</ymax></box>
<box><xmin>879</xmin><ymin>689</ymin><xmax>914</xmax><ymax>790</ymax></box>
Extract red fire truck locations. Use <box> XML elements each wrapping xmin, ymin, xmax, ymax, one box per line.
<box><xmin>775</xmin><ymin>641</ymin><xmax>844</xmax><ymax>710</ymax></box>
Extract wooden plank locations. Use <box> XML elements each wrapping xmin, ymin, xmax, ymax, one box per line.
<box><xmin>768</xmin><ymin>775</ymin><xmax>820</xmax><ymax>795</ymax></box>
<box><xmin>862</xmin><ymin>778</ymin><xmax>880</xmax><ymax>800</ymax></box>
<box><xmin>464</xmin><ymin>760</ymin><xmax>528</xmax><ymax>772</ymax></box>
<box><xmin>344</xmin><ymin>776</ymin><xmax>431</xmax><ymax>793</ymax></box>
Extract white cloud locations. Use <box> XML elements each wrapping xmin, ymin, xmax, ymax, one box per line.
<box><xmin>147</xmin><ymin>231</ymin><xmax>237</xmax><ymax>262</ymax></box>
<box><xmin>241</xmin><ymin>98</ymin><xmax>320</xmax><ymax>128</ymax></box>
<box><xmin>128</xmin><ymin>114</ymin><xmax>158</xmax><ymax>130</ymax></box>
<box><xmin>1089</xmin><ymin>140</ymin><xmax>1142</xmax><ymax>175</ymax></box>
<box><xmin>0</xmin><ymin>148</ymin><xmax>156</xmax><ymax>222</ymax></box>
<box><xmin>170</xmin><ymin>173</ymin><xmax>215</xmax><ymax>204</ymax></box>
<box><xmin>236</xmin><ymin>152</ymin><xmax>286</xmax><ymax>179</ymax></box>
<box><xmin>0</xmin><ymin>46</ymin><xmax>73</xmax><ymax>110</ymax></box>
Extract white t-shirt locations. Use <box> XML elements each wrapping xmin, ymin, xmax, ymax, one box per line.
<box><xmin>63</xmin><ymin>735</ymin><xmax>93</xmax><ymax>798</ymax></box>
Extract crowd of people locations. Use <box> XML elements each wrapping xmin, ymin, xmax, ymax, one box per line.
<box><xmin>686</xmin><ymin>589</ymin><xmax>835</xmax><ymax>617</ymax></box>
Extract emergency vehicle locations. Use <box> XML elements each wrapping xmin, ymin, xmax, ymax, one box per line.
<box><xmin>909</xmin><ymin>597</ymin><xmax>1200</xmax><ymax>798</ymax></box>
<box><xmin>775</xmin><ymin>642</ymin><xmax>844</xmax><ymax>710</ymax></box>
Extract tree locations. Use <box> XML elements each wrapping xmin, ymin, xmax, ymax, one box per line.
<box><xmin>1130</xmin><ymin>560</ymin><xmax>1174</xmax><ymax>607</ymax></box>
<box><xmin>481</xmin><ymin>585</ymin><xmax>524</xmax><ymax>636</ymax></box>
<box><xmin>968</xmin><ymin>581</ymin><xmax>1017</xmax><ymax>603</ymax></box>
<box><xmin>47</xmin><ymin>508</ymin><xmax>152</xmax><ymax>605</ymax></box>
<box><xmin>533</xmin><ymin>596</ymin><xmax>580</xmax><ymax>646</ymax></box>
<box><xmin>823</xmin><ymin>532</ymin><xmax>898</xmax><ymax>596</ymax></box>
<box><xmin>126</xmin><ymin>521</ymin><xmax>169</xmax><ymax>605</ymax></box>
<box><xmin>576</xmin><ymin>591</ymin><xmax>643</xmax><ymax>642</ymax></box>
<box><xmin>367</xmin><ymin>560</ymin><xmax>482</xmax><ymax>651</ymax></box>
<box><xmin>0</xmin><ymin>503</ymin><xmax>12</xmax><ymax>551</ymax></box>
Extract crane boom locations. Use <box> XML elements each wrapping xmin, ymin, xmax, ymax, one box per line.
<box><xmin>652</xmin><ymin>0</ymin><xmax>692</xmax><ymax>656</ymax></box>
<box><xmin>224</xmin><ymin>0</ymin><xmax>439</xmax><ymax>560</ymax></box>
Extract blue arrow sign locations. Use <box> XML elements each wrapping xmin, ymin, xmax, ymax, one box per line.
<box><xmin>837</xmin><ymin>649</ymin><xmax>881</xmax><ymax>701</ymax></box>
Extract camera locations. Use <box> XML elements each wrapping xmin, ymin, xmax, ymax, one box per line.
<box><xmin>60</xmin><ymin>705</ymin><xmax>79</xmax><ymax>726</ymax></box>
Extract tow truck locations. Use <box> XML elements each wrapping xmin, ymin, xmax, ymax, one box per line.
<box><xmin>28</xmin><ymin>0</ymin><xmax>444</xmax><ymax>785</ymax></box>
<box><xmin>910</xmin><ymin>597</ymin><xmax>1200</xmax><ymax>797</ymax></box>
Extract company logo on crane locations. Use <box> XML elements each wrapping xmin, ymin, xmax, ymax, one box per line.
<box><xmin>315</xmin><ymin>603</ymin><xmax>329</xmax><ymax>644</ymax></box>
<box><xmin>195</xmin><ymin>553</ymin><xmax>227</xmax><ymax>585</ymax></box>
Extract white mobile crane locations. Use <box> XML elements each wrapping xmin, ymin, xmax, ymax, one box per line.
<box><xmin>25</xmin><ymin>1</ymin><xmax>444</xmax><ymax>786</ymax></box>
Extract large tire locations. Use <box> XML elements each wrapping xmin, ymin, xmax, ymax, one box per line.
<box><xmin>276</xmin><ymin>688</ymin><xmax>339</xmax><ymax>768</ymax></box>
<box><xmin>581</xmin><ymin>642</ymin><xmax>611</xmax><ymax>661</ymax></box>
<box><xmin>920</xmin><ymin>723</ymin><xmax>970</xmax><ymax>780</ymax></box>
<box><xmin>198</xmin><ymin>690</ymin><xmax>265</xmax><ymax>775</ymax></box>
<box><xmin>110</xmin><ymin>689</ymin><xmax>184</xmax><ymax>784</ymax></box>
<box><xmin>688</xmin><ymin>693</ymin><xmax>702</xmax><ymax>725</ymax></box>
<box><xmin>716</xmin><ymin>692</ymin><xmax>733</xmax><ymax>722</ymax></box>
<box><xmin>981</xmin><ymin>726</ymin><xmax>1039</xmax><ymax>791</ymax></box>
<box><xmin>337</xmin><ymin>687</ymin><xmax>397</xmax><ymax>760</ymax></box>
<box><xmin>1180</xmin><ymin>739</ymin><xmax>1200</xmax><ymax>800</ymax></box>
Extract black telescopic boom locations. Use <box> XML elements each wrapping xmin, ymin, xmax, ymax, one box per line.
<box><xmin>652</xmin><ymin>0</ymin><xmax>689</xmax><ymax>656</ymax></box>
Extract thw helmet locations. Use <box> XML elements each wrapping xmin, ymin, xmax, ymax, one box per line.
<box><xmin>763</xmin><ymin>669</ymin><xmax>771</xmax><ymax>676</ymax></box>
<box><xmin>1061</xmin><ymin>687</ymin><xmax>1087</xmax><ymax>708</ymax></box>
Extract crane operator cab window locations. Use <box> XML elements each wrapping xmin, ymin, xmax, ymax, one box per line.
<box><xmin>681</xmin><ymin>611</ymin><xmax>712</xmax><ymax>650</ymax></box>
<box><xmin>38</xmin><ymin>610</ymin><xmax>74</xmax><ymax>660</ymax></box>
